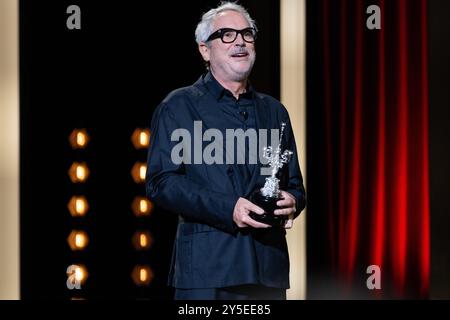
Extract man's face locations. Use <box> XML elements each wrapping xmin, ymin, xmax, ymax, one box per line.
<box><xmin>200</xmin><ymin>10</ymin><xmax>256</xmax><ymax>82</ymax></box>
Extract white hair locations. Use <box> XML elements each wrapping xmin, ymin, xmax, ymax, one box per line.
<box><xmin>195</xmin><ymin>1</ymin><xmax>257</xmax><ymax>45</ymax></box>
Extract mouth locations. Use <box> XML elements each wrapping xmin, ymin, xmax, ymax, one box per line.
<box><xmin>230</xmin><ymin>52</ymin><xmax>249</xmax><ymax>58</ymax></box>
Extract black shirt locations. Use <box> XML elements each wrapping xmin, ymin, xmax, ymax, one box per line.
<box><xmin>203</xmin><ymin>72</ymin><xmax>258</xmax><ymax>195</ymax></box>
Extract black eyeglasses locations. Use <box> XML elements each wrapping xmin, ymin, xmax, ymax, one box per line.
<box><xmin>206</xmin><ymin>27</ymin><xmax>257</xmax><ymax>44</ymax></box>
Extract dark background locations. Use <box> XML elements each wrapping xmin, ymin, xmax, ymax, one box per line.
<box><xmin>19</xmin><ymin>0</ymin><xmax>279</xmax><ymax>299</ymax></box>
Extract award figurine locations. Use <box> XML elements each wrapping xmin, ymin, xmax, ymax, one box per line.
<box><xmin>249</xmin><ymin>123</ymin><xmax>293</xmax><ymax>227</ymax></box>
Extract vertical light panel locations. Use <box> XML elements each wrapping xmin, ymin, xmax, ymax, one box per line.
<box><xmin>281</xmin><ymin>0</ymin><xmax>307</xmax><ymax>300</ymax></box>
<box><xmin>0</xmin><ymin>0</ymin><xmax>19</xmax><ymax>299</ymax></box>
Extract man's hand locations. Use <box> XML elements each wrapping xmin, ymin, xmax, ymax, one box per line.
<box><xmin>275</xmin><ymin>191</ymin><xmax>297</xmax><ymax>229</ymax></box>
<box><xmin>233</xmin><ymin>197</ymin><xmax>271</xmax><ymax>229</ymax></box>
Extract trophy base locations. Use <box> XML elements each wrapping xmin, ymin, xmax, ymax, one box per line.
<box><xmin>249</xmin><ymin>191</ymin><xmax>287</xmax><ymax>228</ymax></box>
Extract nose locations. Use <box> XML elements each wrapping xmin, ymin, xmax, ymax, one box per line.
<box><xmin>234</xmin><ymin>32</ymin><xmax>246</xmax><ymax>46</ymax></box>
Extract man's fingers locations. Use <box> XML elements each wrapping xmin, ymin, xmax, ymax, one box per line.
<box><xmin>245</xmin><ymin>215</ymin><xmax>271</xmax><ymax>228</ymax></box>
<box><xmin>236</xmin><ymin>221</ymin><xmax>248</xmax><ymax>228</ymax></box>
<box><xmin>277</xmin><ymin>191</ymin><xmax>296</xmax><ymax>207</ymax></box>
<box><xmin>284</xmin><ymin>218</ymin><xmax>293</xmax><ymax>229</ymax></box>
<box><xmin>277</xmin><ymin>198</ymin><xmax>294</xmax><ymax>207</ymax></box>
<box><xmin>284</xmin><ymin>213</ymin><xmax>294</xmax><ymax>229</ymax></box>
<box><xmin>274</xmin><ymin>207</ymin><xmax>295</xmax><ymax>216</ymax></box>
<box><xmin>246</xmin><ymin>202</ymin><xmax>265</xmax><ymax>215</ymax></box>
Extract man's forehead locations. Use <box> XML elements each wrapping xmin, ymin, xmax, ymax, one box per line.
<box><xmin>213</xmin><ymin>10</ymin><xmax>250</xmax><ymax>29</ymax></box>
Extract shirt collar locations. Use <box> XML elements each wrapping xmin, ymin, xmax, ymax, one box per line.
<box><xmin>203</xmin><ymin>71</ymin><xmax>254</xmax><ymax>101</ymax></box>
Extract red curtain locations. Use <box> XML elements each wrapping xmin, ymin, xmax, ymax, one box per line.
<box><xmin>309</xmin><ymin>0</ymin><xmax>429</xmax><ymax>298</ymax></box>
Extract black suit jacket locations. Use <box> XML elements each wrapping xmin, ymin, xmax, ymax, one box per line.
<box><xmin>146</xmin><ymin>74</ymin><xmax>306</xmax><ymax>289</ymax></box>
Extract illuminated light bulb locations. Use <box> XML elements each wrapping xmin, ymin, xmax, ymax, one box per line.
<box><xmin>131</xmin><ymin>128</ymin><xmax>150</xmax><ymax>149</ymax></box>
<box><xmin>140</xmin><ymin>268</ymin><xmax>147</xmax><ymax>282</ymax></box>
<box><xmin>139</xmin><ymin>132</ymin><xmax>148</xmax><ymax>146</ymax></box>
<box><xmin>132</xmin><ymin>231</ymin><xmax>153</xmax><ymax>250</ymax></box>
<box><xmin>131</xmin><ymin>265</ymin><xmax>153</xmax><ymax>286</ymax></box>
<box><xmin>77</xmin><ymin>166</ymin><xmax>85</xmax><ymax>180</ymax></box>
<box><xmin>140</xmin><ymin>234</ymin><xmax>147</xmax><ymax>247</ymax></box>
<box><xmin>140</xmin><ymin>199</ymin><xmax>148</xmax><ymax>212</ymax></box>
<box><xmin>75</xmin><ymin>234</ymin><xmax>86</xmax><ymax>248</ymax></box>
<box><xmin>69</xmin><ymin>129</ymin><xmax>90</xmax><ymax>149</ymax></box>
<box><xmin>68</xmin><ymin>196</ymin><xmax>89</xmax><ymax>217</ymax></box>
<box><xmin>139</xmin><ymin>165</ymin><xmax>146</xmax><ymax>180</ymax></box>
<box><xmin>131</xmin><ymin>162</ymin><xmax>146</xmax><ymax>183</ymax></box>
<box><xmin>75</xmin><ymin>267</ymin><xmax>83</xmax><ymax>281</ymax></box>
<box><xmin>77</xmin><ymin>132</ymin><xmax>86</xmax><ymax>146</ymax></box>
<box><xmin>66</xmin><ymin>264</ymin><xmax>88</xmax><ymax>286</ymax></box>
<box><xmin>69</xmin><ymin>162</ymin><xmax>90</xmax><ymax>183</ymax></box>
<box><xmin>67</xmin><ymin>230</ymin><xmax>89</xmax><ymax>250</ymax></box>
<box><xmin>74</xmin><ymin>265</ymin><xmax>88</xmax><ymax>283</ymax></box>
<box><xmin>76</xmin><ymin>199</ymin><xmax>85</xmax><ymax>214</ymax></box>
<box><xmin>131</xmin><ymin>197</ymin><xmax>153</xmax><ymax>217</ymax></box>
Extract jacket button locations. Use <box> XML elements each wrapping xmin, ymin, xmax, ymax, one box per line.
<box><xmin>226</xmin><ymin>166</ymin><xmax>233</xmax><ymax>174</ymax></box>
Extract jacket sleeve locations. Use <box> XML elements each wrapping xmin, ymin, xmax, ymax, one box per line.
<box><xmin>145</xmin><ymin>102</ymin><xmax>239</xmax><ymax>233</ymax></box>
<box><xmin>281</xmin><ymin>110</ymin><xmax>307</xmax><ymax>218</ymax></box>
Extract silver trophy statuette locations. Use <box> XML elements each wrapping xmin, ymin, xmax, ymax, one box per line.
<box><xmin>260</xmin><ymin>123</ymin><xmax>293</xmax><ymax>197</ymax></box>
<box><xmin>249</xmin><ymin>122</ymin><xmax>293</xmax><ymax>227</ymax></box>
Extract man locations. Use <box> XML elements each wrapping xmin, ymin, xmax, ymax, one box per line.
<box><xmin>146</xmin><ymin>2</ymin><xmax>306</xmax><ymax>300</ymax></box>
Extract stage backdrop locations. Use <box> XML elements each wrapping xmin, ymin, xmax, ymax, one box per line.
<box><xmin>306</xmin><ymin>0</ymin><xmax>430</xmax><ymax>298</ymax></box>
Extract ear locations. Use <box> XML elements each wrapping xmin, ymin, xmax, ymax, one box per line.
<box><xmin>198</xmin><ymin>43</ymin><xmax>210</xmax><ymax>63</ymax></box>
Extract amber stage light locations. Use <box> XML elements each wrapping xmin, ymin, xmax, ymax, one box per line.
<box><xmin>131</xmin><ymin>196</ymin><xmax>153</xmax><ymax>217</ymax></box>
<box><xmin>131</xmin><ymin>128</ymin><xmax>150</xmax><ymax>149</ymax></box>
<box><xmin>69</xmin><ymin>129</ymin><xmax>90</xmax><ymax>149</ymax></box>
<box><xmin>68</xmin><ymin>162</ymin><xmax>90</xmax><ymax>183</ymax></box>
<box><xmin>67</xmin><ymin>230</ymin><xmax>89</xmax><ymax>251</ymax></box>
<box><xmin>132</xmin><ymin>231</ymin><xmax>153</xmax><ymax>250</ymax></box>
<box><xmin>131</xmin><ymin>265</ymin><xmax>154</xmax><ymax>286</ymax></box>
<box><xmin>131</xmin><ymin>162</ymin><xmax>146</xmax><ymax>184</ymax></box>
<box><xmin>68</xmin><ymin>196</ymin><xmax>89</xmax><ymax>217</ymax></box>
